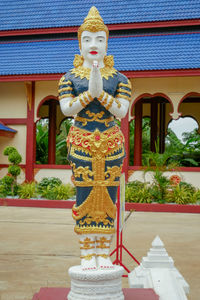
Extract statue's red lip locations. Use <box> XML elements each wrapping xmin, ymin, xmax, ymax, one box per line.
<box><xmin>90</xmin><ymin>51</ymin><xmax>98</xmax><ymax>55</ymax></box>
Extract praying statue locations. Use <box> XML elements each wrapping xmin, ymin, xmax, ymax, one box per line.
<box><xmin>58</xmin><ymin>6</ymin><xmax>131</xmax><ymax>271</ymax></box>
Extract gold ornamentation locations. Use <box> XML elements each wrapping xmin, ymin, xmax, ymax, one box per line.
<box><xmin>75</xmin><ymin>110</ymin><xmax>114</xmax><ymax>127</ymax></box>
<box><xmin>73</xmin><ymin>54</ymin><xmax>84</xmax><ymax>67</ymax></box>
<box><xmin>71</xmin><ymin>65</ymin><xmax>117</xmax><ymax>80</ymax></box>
<box><xmin>58</xmin><ymin>86</ymin><xmax>73</xmax><ymax>93</ymax></box>
<box><xmin>78</xmin><ymin>6</ymin><xmax>109</xmax><ymax>49</ymax></box>
<box><xmin>67</xmin><ymin>126</ymin><xmax>124</xmax><ymax>158</ymax></box>
<box><xmin>71</xmin><ymin>163</ymin><xmax>94</xmax><ymax>184</ymax></box>
<box><xmin>80</xmin><ymin>253</ymin><xmax>96</xmax><ymax>260</ymax></box>
<box><xmin>114</xmin><ymin>98</ymin><xmax>121</xmax><ymax>108</ymax></box>
<box><xmin>75</xmin><ymin>225</ymin><xmax>115</xmax><ymax>235</ymax></box>
<box><xmin>82</xmin><ymin>92</ymin><xmax>90</xmax><ymax>105</ymax></box>
<box><xmin>101</xmin><ymin>93</ymin><xmax>109</xmax><ymax>106</ymax></box>
<box><xmin>79</xmin><ymin>237</ymin><xmax>95</xmax><ymax>249</ymax></box>
<box><xmin>80</xmin><ymin>97</ymin><xmax>87</xmax><ymax>108</ymax></box>
<box><xmin>96</xmin><ymin>237</ymin><xmax>111</xmax><ymax>249</ymax></box>
<box><xmin>116</xmin><ymin>93</ymin><xmax>131</xmax><ymax>101</ymax></box>
<box><xmin>98</xmin><ymin>91</ymin><xmax>105</xmax><ymax>101</ymax></box>
<box><xmin>69</xmin><ymin>96</ymin><xmax>78</xmax><ymax>107</ymax></box>
<box><xmin>106</xmin><ymin>96</ymin><xmax>114</xmax><ymax>110</ymax></box>
<box><xmin>58</xmin><ymin>76</ymin><xmax>72</xmax><ymax>86</ymax></box>
<box><xmin>118</xmin><ymin>80</ymin><xmax>132</xmax><ymax>89</ymax></box>
<box><xmin>104</xmin><ymin>55</ymin><xmax>114</xmax><ymax>68</ymax></box>
<box><xmin>70</xmin><ymin>144</ymin><xmax>125</xmax><ymax>162</ymax></box>
<box><xmin>59</xmin><ymin>93</ymin><xmax>74</xmax><ymax>101</ymax></box>
<box><xmin>96</xmin><ymin>254</ymin><xmax>109</xmax><ymax>258</ymax></box>
<box><xmin>117</xmin><ymin>88</ymin><xmax>132</xmax><ymax>96</ymax></box>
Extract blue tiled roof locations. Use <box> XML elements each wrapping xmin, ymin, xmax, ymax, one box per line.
<box><xmin>0</xmin><ymin>123</ymin><xmax>17</xmax><ymax>132</ymax></box>
<box><xmin>0</xmin><ymin>0</ymin><xmax>200</xmax><ymax>31</ymax></box>
<box><xmin>0</xmin><ymin>33</ymin><xmax>200</xmax><ymax>75</ymax></box>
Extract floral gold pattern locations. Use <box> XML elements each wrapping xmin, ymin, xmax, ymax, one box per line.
<box><xmin>71</xmin><ymin>65</ymin><xmax>117</xmax><ymax>80</ymax></box>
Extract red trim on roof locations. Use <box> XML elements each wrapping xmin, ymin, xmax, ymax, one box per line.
<box><xmin>0</xmin><ymin>118</ymin><xmax>27</xmax><ymax>125</ymax></box>
<box><xmin>1</xmin><ymin>69</ymin><xmax>200</xmax><ymax>82</ymax></box>
<box><xmin>0</xmin><ymin>130</ymin><xmax>16</xmax><ymax>138</ymax></box>
<box><xmin>0</xmin><ymin>19</ymin><xmax>200</xmax><ymax>37</ymax></box>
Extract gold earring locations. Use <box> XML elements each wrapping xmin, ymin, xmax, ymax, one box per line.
<box><xmin>73</xmin><ymin>54</ymin><xmax>84</xmax><ymax>68</ymax></box>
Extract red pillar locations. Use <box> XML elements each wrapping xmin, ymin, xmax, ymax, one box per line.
<box><xmin>48</xmin><ymin>101</ymin><xmax>57</xmax><ymax>164</ymax></box>
<box><xmin>25</xmin><ymin>82</ymin><xmax>35</xmax><ymax>182</ymax></box>
<box><xmin>121</xmin><ymin>113</ymin><xmax>129</xmax><ymax>181</ymax></box>
<box><xmin>133</xmin><ymin>101</ymin><xmax>142</xmax><ymax>166</ymax></box>
<box><xmin>159</xmin><ymin>102</ymin><xmax>166</xmax><ymax>153</ymax></box>
<box><xmin>150</xmin><ymin>101</ymin><xmax>158</xmax><ymax>152</ymax></box>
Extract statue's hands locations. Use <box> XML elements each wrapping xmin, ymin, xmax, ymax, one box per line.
<box><xmin>89</xmin><ymin>60</ymin><xmax>103</xmax><ymax>98</ymax></box>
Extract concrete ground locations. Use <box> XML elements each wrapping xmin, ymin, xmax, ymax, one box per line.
<box><xmin>0</xmin><ymin>206</ymin><xmax>199</xmax><ymax>300</ymax></box>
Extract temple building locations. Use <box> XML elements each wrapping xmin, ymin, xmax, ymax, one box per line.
<box><xmin>0</xmin><ymin>1</ymin><xmax>200</xmax><ymax>187</ymax></box>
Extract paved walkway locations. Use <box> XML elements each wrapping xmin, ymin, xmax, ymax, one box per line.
<box><xmin>0</xmin><ymin>206</ymin><xmax>199</xmax><ymax>300</ymax></box>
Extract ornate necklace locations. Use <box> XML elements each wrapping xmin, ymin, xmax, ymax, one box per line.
<box><xmin>70</xmin><ymin>54</ymin><xmax>117</xmax><ymax>80</ymax></box>
<box><xmin>71</xmin><ymin>65</ymin><xmax>117</xmax><ymax>80</ymax></box>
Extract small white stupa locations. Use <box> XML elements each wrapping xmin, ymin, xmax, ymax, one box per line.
<box><xmin>128</xmin><ymin>236</ymin><xmax>189</xmax><ymax>300</ymax></box>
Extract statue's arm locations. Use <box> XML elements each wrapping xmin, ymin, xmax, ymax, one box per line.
<box><xmin>98</xmin><ymin>77</ymin><xmax>131</xmax><ymax>119</ymax></box>
<box><xmin>58</xmin><ymin>75</ymin><xmax>93</xmax><ymax>117</ymax></box>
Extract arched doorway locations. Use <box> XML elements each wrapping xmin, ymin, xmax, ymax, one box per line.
<box><xmin>130</xmin><ymin>94</ymin><xmax>173</xmax><ymax>166</ymax></box>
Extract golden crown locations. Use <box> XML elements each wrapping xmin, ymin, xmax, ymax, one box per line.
<box><xmin>78</xmin><ymin>6</ymin><xmax>109</xmax><ymax>49</ymax></box>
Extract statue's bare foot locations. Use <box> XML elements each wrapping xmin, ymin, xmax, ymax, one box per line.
<box><xmin>81</xmin><ymin>255</ymin><xmax>97</xmax><ymax>271</ymax></box>
<box><xmin>97</xmin><ymin>255</ymin><xmax>114</xmax><ymax>270</ymax></box>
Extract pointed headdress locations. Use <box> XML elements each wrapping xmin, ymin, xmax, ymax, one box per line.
<box><xmin>78</xmin><ymin>6</ymin><xmax>109</xmax><ymax>49</ymax></box>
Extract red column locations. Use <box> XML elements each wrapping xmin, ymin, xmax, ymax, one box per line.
<box><xmin>121</xmin><ymin>113</ymin><xmax>129</xmax><ymax>181</ymax></box>
<box><xmin>159</xmin><ymin>102</ymin><xmax>166</xmax><ymax>153</ymax></box>
<box><xmin>48</xmin><ymin>101</ymin><xmax>57</xmax><ymax>164</ymax></box>
<box><xmin>25</xmin><ymin>82</ymin><xmax>35</xmax><ymax>182</ymax></box>
<box><xmin>133</xmin><ymin>102</ymin><xmax>143</xmax><ymax>166</ymax></box>
<box><xmin>150</xmin><ymin>101</ymin><xmax>158</xmax><ymax>152</ymax></box>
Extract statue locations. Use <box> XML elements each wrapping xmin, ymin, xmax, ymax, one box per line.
<box><xmin>59</xmin><ymin>6</ymin><xmax>131</xmax><ymax>272</ymax></box>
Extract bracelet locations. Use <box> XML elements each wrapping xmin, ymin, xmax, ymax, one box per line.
<box><xmin>87</xmin><ymin>91</ymin><xmax>93</xmax><ymax>102</ymax></box>
<box><xmin>69</xmin><ymin>97</ymin><xmax>78</xmax><ymax>107</ymax></box>
<box><xmin>101</xmin><ymin>93</ymin><xmax>109</xmax><ymax>106</ymax></box>
<box><xmin>82</xmin><ymin>92</ymin><xmax>90</xmax><ymax>105</ymax></box>
<box><xmin>106</xmin><ymin>96</ymin><xmax>114</xmax><ymax>110</ymax></box>
<box><xmin>115</xmin><ymin>98</ymin><xmax>121</xmax><ymax>108</ymax></box>
<box><xmin>79</xmin><ymin>96</ymin><xmax>87</xmax><ymax>108</ymax></box>
<box><xmin>98</xmin><ymin>91</ymin><xmax>105</xmax><ymax>101</ymax></box>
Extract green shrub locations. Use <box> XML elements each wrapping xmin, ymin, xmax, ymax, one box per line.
<box><xmin>125</xmin><ymin>181</ymin><xmax>153</xmax><ymax>203</ymax></box>
<box><xmin>37</xmin><ymin>177</ymin><xmax>62</xmax><ymax>195</ymax></box>
<box><xmin>166</xmin><ymin>185</ymin><xmax>196</xmax><ymax>205</ymax></box>
<box><xmin>3</xmin><ymin>146</ymin><xmax>18</xmax><ymax>156</ymax></box>
<box><xmin>8</xmin><ymin>165</ymin><xmax>21</xmax><ymax>177</ymax></box>
<box><xmin>2</xmin><ymin>147</ymin><xmax>22</xmax><ymax>196</ymax></box>
<box><xmin>18</xmin><ymin>182</ymin><xmax>36</xmax><ymax>199</ymax></box>
<box><xmin>179</xmin><ymin>181</ymin><xmax>196</xmax><ymax>193</ymax></box>
<box><xmin>53</xmin><ymin>184</ymin><xmax>75</xmax><ymax>200</ymax></box>
<box><xmin>7</xmin><ymin>151</ymin><xmax>22</xmax><ymax>164</ymax></box>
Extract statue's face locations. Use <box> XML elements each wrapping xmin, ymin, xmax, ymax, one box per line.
<box><xmin>81</xmin><ymin>31</ymin><xmax>107</xmax><ymax>64</ymax></box>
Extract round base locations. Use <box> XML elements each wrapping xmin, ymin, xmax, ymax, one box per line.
<box><xmin>68</xmin><ymin>265</ymin><xmax>124</xmax><ymax>300</ymax></box>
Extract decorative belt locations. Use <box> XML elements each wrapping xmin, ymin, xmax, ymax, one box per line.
<box><xmin>75</xmin><ymin>110</ymin><xmax>114</xmax><ymax>127</ymax></box>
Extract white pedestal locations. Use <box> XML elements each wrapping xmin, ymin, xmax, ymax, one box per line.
<box><xmin>68</xmin><ymin>265</ymin><xmax>124</xmax><ymax>300</ymax></box>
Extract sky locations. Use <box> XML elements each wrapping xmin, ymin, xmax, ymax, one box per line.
<box><xmin>168</xmin><ymin>117</ymin><xmax>198</xmax><ymax>141</ymax></box>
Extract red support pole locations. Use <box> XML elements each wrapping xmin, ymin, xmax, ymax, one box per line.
<box><xmin>133</xmin><ymin>102</ymin><xmax>142</xmax><ymax>166</ymax></box>
<box><xmin>150</xmin><ymin>101</ymin><xmax>158</xmax><ymax>152</ymax></box>
<box><xmin>121</xmin><ymin>113</ymin><xmax>129</xmax><ymax>181</ymax></box>
<box><xmin>25</xmin><ymin>82</ymin><xmax>35</xmax><ymax>182</ymax></box>
<box><xmin>48</xmin><ymin>101</ymin><xmax>57</xmax><ymax>164</ymax></box>
<box><xmin>159</xmin><ymin>102</ymin><xmax>166</xmax><ymax>154</ymax></box>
